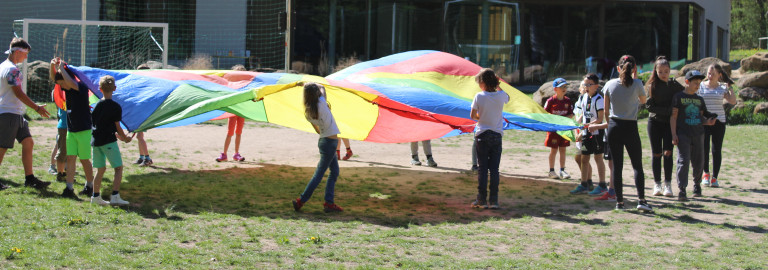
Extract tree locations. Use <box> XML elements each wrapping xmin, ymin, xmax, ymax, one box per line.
<box><xmin>731</xmin><ymin>0</ymin><xmax>768</xmax><ymax>49</ymax></box>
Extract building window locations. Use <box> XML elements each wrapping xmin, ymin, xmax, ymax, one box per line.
<box><xmin>706</xmin><ymin>20</ymin><xmax>712</xmax><ymax>57</ymax></box>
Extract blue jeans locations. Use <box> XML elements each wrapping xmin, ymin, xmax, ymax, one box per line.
<box><xmin>300</xmin><ymin>137</ymin><xmax>339</xmax><ymax>204</ymax></box>
<box><xmin>476</xmin><ymin>131</ymin><xmax>502</xmax><ymax>203</ymax></box>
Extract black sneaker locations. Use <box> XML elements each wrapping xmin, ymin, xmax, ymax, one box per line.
<box><xmin>79</xmin><ymin>186</ymin><xmax>93</xmax><ymax>197</ymax></box>
<box><xmin>56</xmin><ymin>173</ymin><xmax>66</xmax><ymax>182</ymax></box>
<box><xmin>134</xmin><ymin>158</ymin><xmax>144</xmax><ymax>165</ymax></box>
<box><xmin>24</xmin><ymin>176</ymin><xmax>51</xmax><ymax>190</ymax></box>
<box><xmin>615</xmin><ymin>202</ymin><xmax>625</xmax><ymax>210</ymax></box>
<box><xmin>61</xmin><ymin>188</ymin><xmax>78</xmax><ymax>199</ymax></box>
<box><xmin>678</xmin><ymin>191</ymin><xmax>688</xmax><ymax>201</ymax></box>
<box><xmin>637</xmin><ymin>200</ymin><xmax>653</xmax><ymax>212</ymax></box>
<box><xmin>693</xmin><ymin>185</ymin><xmax>702</xmax><ymax>197</ymax></box>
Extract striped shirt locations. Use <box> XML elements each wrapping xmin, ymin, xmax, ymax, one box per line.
<box><xmin>698</xmin><ymin>81</ymin><xmax>728</xmax><ymax>123</ymax></box>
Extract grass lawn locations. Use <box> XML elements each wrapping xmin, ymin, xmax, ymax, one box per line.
<box><xmin>2</xmin><ymin>119</ymin><xmax>768</xmax><ymax>269</ymax></box>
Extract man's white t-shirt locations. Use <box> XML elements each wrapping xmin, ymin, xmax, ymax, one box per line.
<box><xmin>471</xmin><ymin>90</ymin><xmax>510</xmax><ymax>136</ymax></box>
<box><xmin>0</xmin><ymin>59</ymin><xmax>25</xmax><ymax>115</ymax></box>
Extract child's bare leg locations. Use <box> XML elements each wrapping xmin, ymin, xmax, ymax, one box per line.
<box><xmin>80</xmin><ymin>159</ymin><xmax>94</xmax><ymax>186</ymax></box>
<box><xmin>594</xmin><ymin>155</ymin><xmax>606</xmax><ymax>184</ymax></box>
<box><xmin>222</xmin><ymin>135</ymin><xmax>232</xmax><ymax>155</ymax></box>
<box><xmin>66</xmin><ymin>156</ymin><xmax>77</xmax><ymax>184</ymax></box>
<box><xmin>137</xmin><ymin>132</ymin><xmax>148</xmax><ymax>156</ymax></box>
<box><xmin>112</xmin><ymin>166</ymin><xmax>123</xmax><ymax>191</ymax></box>
<box><xmin>234</xmin><ymin>134</ymin><xmax>241</xmax><ymax>154</ymax></box>
<box><xmin>558</xmin><ymin>146</ymin><xmax>567</xmax><ymax>169</ymax></box>
<box><xmin>93</xmin><ymin>167</ymin><xmax>107</xmax><ymax>196</ymax></box>
<box><xmin>580</xmin><ymin>154</ymin><xmax>592</xmax><ymax>182</ymax></box>
<box><xmin>548</xmin><ymin>147</ymin><xmax>557</xmax><ymax>169</ymax></box>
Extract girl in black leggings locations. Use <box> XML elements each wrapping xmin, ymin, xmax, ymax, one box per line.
<box><xmin>698</xmin><ymin>64</ymin><xmax>737</xmax><ymax>187</ymax></box>
<box><xmin>645</xmin><ymin>56</ymin><xmax>683</xmax><ymax>197</ymax></box>
<box><xmin>602</xmin><ymin>55</ymin><xmax>651</xmax><ymax>211</ymax></box>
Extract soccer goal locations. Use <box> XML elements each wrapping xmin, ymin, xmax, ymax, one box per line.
<box><xmin>12</xmin><ymin>19</ymin><xmax>168</xmax><ymax>102</ymax></box>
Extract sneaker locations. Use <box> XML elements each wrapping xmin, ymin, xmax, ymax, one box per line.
<box><xmin>79</xmin><ymin>186</ymin><xmax>93</xmax><ymax>196</ymax></box>
<box><xmin>693</xmin><ymin>185</ymin><xmax>702</xmax><ymax>197</ymax></box>
<box><xmin>702</xmin><ymin>173</ymin><xmax>711</xmax><ymax>186</ymax></box>
<box><xmin>292</xmin><ymin>198</ymin><xmax>304</xmax><ymax>211</ymax></box>
<box><xmin>61</xmin><ymin>187</ymin><xmax>78</xmax><ymax>199</ymax></box>
<box><xmin>710</xmin><ymin>177</ymin><xmax>719</xmax><ymax>187</ymax></box>
<box><xmin>637</xmin><ymin>200</ymin><xmax>653</xmax><ymax>212</ymax></box>
<box><xmin>663</xmin><ymin>183</ymin><xmax>674</xmax><ymax>197</ymax></box>
<box><xmin>110</xmin><ymin>194</ymin><xmax>130</xmax><ymax>205</ymax></box>
<box><xmin>233</xmin><ymin>153</ymin><xmax>245</xmax><ymax>162</ymax></box>
<box><xmin>570</xmin><ymin>184</ymin><xmax>589</xmax><ymax>194</ymax></box>
<box><xmin>134</xmin><ymin>157</ymin><xmax>144</xmax><ymax>165</ymax></box>
<box><xmin>615</xmin><ymin>202</ymin><xmax>625</xmax><ymax>210</ymax></box>
<box><xmin>24</xmin><ymin>176</ymin><xmax>51</xmax><ymax>190</ymax></box>
<box><xmin>595</xmin><ymin>192</ymin><xmax>616</xmax><ymax>202</ymax></box>
<box><xmin>56</xmin><ymin>173</ymin><xmax>66</xmax><ymax>182</ymax></box>
<box><xmin>215</xmin><ymin>153</ymin><xmax>227</xmax><ymax>162</ymax></box>
<box><xmin>342</xmin><ymin>150</ymin><xmax>353</xmax><ymax>161</ymax></box>
<box><xmin>0</xmin><ymin>182</ymin><xmax>8</xmax><ymax>190</ymax></box>
<box><xmin>589</xmin><ymin>185</ymin><xmax>607</xmax><ymax>196</ymax></box>
<box><xmin>323</xmin><ymin>202</ymin><xmax>343</xmax><ymax>213</ymax></box>
<box><xmin>652</xmin><ymin>183</ymin><xmax>663</xmax><ymax>196</ymax></box>
<box><xmin>91</xmin><ymin>196</ymin><xmax>110</xmax><ymax>206</ymax></box>
<box><xmin>426</xmin><ymin>157</ymin><xmax>438</xmax><ymax>167</ymax></box>
<box><xmin>559</xmin><ymin>170</ymin><xmax>571</xmax><ymax>179</ymax></box>
<box><xmin>48</xmin><ymin>164</ymin><xmax>58</xmax><ymax>175</ymax></box>
<box><xmin>488</xmin><ymin>202</ymin><xmax>500</xmax><ymax>209</ymax></box>
<box><xmin>471</xmin><ymin>199</ymin><xmax>488</xmax><ymax>209</ymax></box>
<box><xmin>141</xmin><ymin>158</ymin><xmax>154</xmax><ymax>167</ymax></box>
<box><xmin>411</xmin><ymin>158</ymin><xmax>422</xmax><ymax>166</ymax></box>
<box><xmin>678</xmin><ymin>191</ymin><xmax>688</xmax><ymax>201</ymax></box>
<box><xmin>548</xmin><ymin>171</ymin><xmax>559</xmax><ymax>179</ymax></box>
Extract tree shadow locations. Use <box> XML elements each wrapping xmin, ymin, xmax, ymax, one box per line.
<box><xmin>119</xmin><ymin>163</ymin><xmax>617</xmax><ymax>227</ymax></box>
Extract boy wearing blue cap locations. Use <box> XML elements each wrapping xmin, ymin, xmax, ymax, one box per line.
<box><xmin>671</xmin><ymin>70</ymin><xmax>716</xmax><ymax>201</ymax></box>
<box><xmin>544</xmin><ymin>78</ymin><xmax>574</xmax><ymax>179</ymax></box>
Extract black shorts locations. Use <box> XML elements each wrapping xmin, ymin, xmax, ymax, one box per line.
<box><xmin>0</xmin><ymin>113</ymin><xmax>32</xmax><ymax>148</ymax></box>
<box><xmin>580</xmin><ymin>132</ymin><xmax>604</xmax><ymax>155</ymax></box>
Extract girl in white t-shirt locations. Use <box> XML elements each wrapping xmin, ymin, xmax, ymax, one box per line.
<box><xmin>292</xmin><ymin>83</ymin><xmax>343</xmax><ymax>213</ymax></box>
<box><xmin>698</xmin><ymin>64</ymin><xmax>736</xmax><ymax>187</ymax></box>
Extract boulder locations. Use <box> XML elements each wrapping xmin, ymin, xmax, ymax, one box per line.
<box><xmin>26</xmin><ymin>60</ymin><xmax>54</xmax><ymax>102</ymax></box>
<box><xmin>532</xmin><ymin>80</ymin><xmax>582</xmax><ymax>107</ymax></box>
<box><xmin>736</xmin><ymin>71</ymin><xmax>768</xmax><ymax>89</ymax></box>
<box><xmin>140</xmin><ymin>60</ymin><xmax>179</xmax><ymax>70</ymax></box>
<box><xmin>754</xmin><ymin>102</ymin><xmax>768</xmax><ymax>115</ymax></box>
<box><xmin>739</xmin><ymin>52</ymin><xmax>768</xmax><ymax>72</ymax></box>
<box><xmin>680</xmin><ymin>57</ymin><xmax>731</xmax><ymax>76</ymax></box>
<box><xmin>738</xmin><ymin>87</ymin><xmax>768</xmax><ymax>101</ymax></box>
<box><xmin>675</xmin><ymin>76</ymin><xmax>687</xmax><ymax>87</ymax></box>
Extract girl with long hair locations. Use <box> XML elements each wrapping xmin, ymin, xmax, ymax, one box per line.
<box><xmin>698</xmin><ymin>64</ymin><xmax>737</xmax><ymax>187</ymax></box>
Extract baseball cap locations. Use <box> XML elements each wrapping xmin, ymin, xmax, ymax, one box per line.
<box><xmin>553</xmin><ymin>78</ymin><xmax>568</xmax><ymax>88</ymax></box>
<box><xmin>685</xmin><ymin>70</ymin><xmax>705</xmax><ymax>81</ymax></box>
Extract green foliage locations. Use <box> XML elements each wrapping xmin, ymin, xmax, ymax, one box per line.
<box><xmin>728</xmin><ymin>100</ymin><xmax>768</xmax><ymax>125</ymax></box>
<box><xmin>730</xmin><ymin>49</ymin><xmax>768</xmax><ymax>62</ymax></box>
<box><xmin>731</xmin><ymin>0</ymin><xmax>768</xmax><ymax>49</ymax></box>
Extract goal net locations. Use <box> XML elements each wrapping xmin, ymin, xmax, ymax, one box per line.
<box><xmin>13</xmin><ymin>19</ymin><xmax>168</xmax><ymax>102</ymax></box>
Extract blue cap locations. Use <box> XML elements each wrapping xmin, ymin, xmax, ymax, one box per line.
<box><xmin>553</xmin><ymin>78</ymin><xmax>568</xmax><ymax>88</ymax></box>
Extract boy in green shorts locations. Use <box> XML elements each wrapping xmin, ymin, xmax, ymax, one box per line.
<box><xmin>90</xmin><ymin>75</ymin><xmax>132</xmax><ymax>205</ymax></box>
<box><xmin>52</xmin><ymin>57</ymin><xmax>94</xmax><ymax>198</ymax></box>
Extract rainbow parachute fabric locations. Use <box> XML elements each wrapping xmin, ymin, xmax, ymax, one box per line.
<box><xmin>70</xmin><ymin>50</ymin><xmax>577</xmax><ymax>143</ymax></box>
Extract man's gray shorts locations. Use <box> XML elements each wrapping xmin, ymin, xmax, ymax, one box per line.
<box><xmin>0</xmin><ymin>113</ymin><xmax>32</xmax><ymax>148</ymax></box>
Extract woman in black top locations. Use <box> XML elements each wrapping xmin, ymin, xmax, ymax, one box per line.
<box><xmin>644</xmin><ymin>56</ymin><xmax>683</xmax><ymax>198</ymax></box>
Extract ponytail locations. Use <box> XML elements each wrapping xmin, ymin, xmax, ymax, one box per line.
<box><xmin>618</xmin><ymin>55</ymin><xmax>636</xmax><ymax>87</ymax></box>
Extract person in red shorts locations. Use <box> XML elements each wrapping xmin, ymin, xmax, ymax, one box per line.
<box><xmin>544</xmin><ymin>78</ymin><xmax>574</xmax><ymax>179</ymax></box>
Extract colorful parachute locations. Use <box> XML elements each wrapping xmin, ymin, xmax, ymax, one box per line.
<box><xmin>69</xmin><ymin>50</ymin><xmax>577</xmax><ymax>143</ymax></box>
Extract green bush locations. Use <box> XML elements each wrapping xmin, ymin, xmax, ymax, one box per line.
<box><xmin>727</xmin><ymin>100</ymin><xmax>768</xmax><ymax>125</ymax></box>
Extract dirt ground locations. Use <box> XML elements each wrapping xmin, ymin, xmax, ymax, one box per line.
<box><xmin>28</xmin><ymin>120</ymin><xmax>768</xmax><ymax>229</ymax></box>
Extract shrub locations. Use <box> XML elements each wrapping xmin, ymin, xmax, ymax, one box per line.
<box><xmin>727</xmin><ymin>100</ymin><xmax>768</xmax><ymax>125</ymax></box>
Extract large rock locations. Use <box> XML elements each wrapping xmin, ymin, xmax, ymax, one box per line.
<box><xmin>754</xmin><ymin>102</ymin><xmax>768</xmax><ymax>115</ymax></box>
<box><xmin>736</xmin><ymin>71</ymin><xmax>768</xmax><ymax>89</ymax></box>
<box><xmin>532</xmin><ymin>80</ymin><xmax>582</xmax><ymax>107</ymax></box>
<box><xmin>739</xmin><ymin>52</ymin><xmax>768</xmax><ymax>72</ymax></box>
<box><xmin>738</xmin><ymin>87</ymin><xmax>768</xmax><ymax>101</ymax></box>
<box><xmin>140</xmin><ymin>60</ymin><xmax>179</xmax><ymax>70</ymax></box>
<box><xmin>675</xmin><ymin>76</ymin><xmax>687</xmax><ymax>87</ymax></box>
<box><xmin>680</xmin><ymin>57</ymin><xmax>731</xmax><ymax>76</ymax></box>
<box><xmin>26</xmin><ymin>60</ymin><xmax>54</xmax><ymax>102</ymax></box>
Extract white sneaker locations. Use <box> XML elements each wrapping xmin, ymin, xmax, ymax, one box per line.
<box><xmin>91</xmin><ymin>196</ymin><xmax>110</xmax><ymax>206</ymax></box>
<box><xmin>548</xmin><ymin>171</ymin><xmax>560</xmax><ymax>179</ymax></box>
<box><xmin>653</xmin><ymin>183</ymin><xmax>663</xmax><ymax>196</ymax></box>
<box><xmin>559</xmin><ymin>170</ymin><xmax>571</xmax><ymax>179</ymax></box>
<box><xmin>663</xmin><ymin>183</ymin><xmax>674</xmax><ymax>197</ymax></box>
<box><xmin>110</xmin><ymin>194</ymin><xmax>130</xmax><ymax>205</ymax></box>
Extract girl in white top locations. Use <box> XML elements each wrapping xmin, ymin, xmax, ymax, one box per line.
<box><xmin>698</xmin><ymin>64</ymin><xmax>737</xmax><ymax>187</ymax></box>
<box><xmin>292</xmin><ymin>83</ymin><xmax>343</xmax><ymax>213</ymax></box>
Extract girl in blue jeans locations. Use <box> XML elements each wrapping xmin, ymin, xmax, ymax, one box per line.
<box><xmin>470</xmin><ymin>68</ymin><xmax>509</xmax><ymax>209</ymax></box>
<box><xmin>292</xmin><ymin>83</ymin><xmax>343</xmax><ymax>212</ymax></box>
